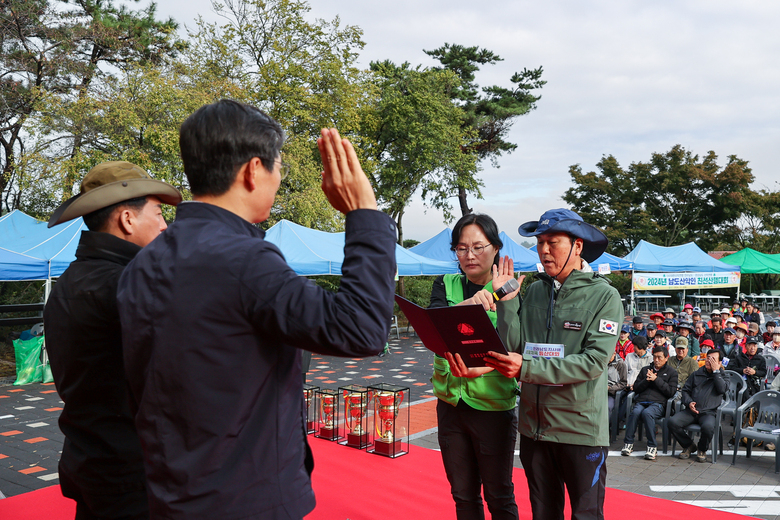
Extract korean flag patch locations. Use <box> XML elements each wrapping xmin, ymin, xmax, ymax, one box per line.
<box><xmin>599</xmin><ymin>319</ymin><xmax>619</xmax><ymax>335</ymax></box>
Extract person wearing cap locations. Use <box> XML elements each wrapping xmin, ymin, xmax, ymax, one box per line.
<box><xmin>707</xmin><ymin>309</ymin><xmax>720</xmax><ymax>329</ymax></box>
<box><xmin>697</xmin><ymin>339</ymin><xmax>715</xmax><ymax>367</ymax></box>
<box><xmin>722</xmin><ymin>306</ymin><xmax>732</xmax><ymax>317</ymax></box>
<box><xmin>668</xmin><ymin>337</ymin><xmax>698</xmax><ymax>392</ymax></box>
<box><xmin>43</xmin><ymin>161</ymin><xmax>182</xmax><ymax>519</ymax></box>
<box><xmin>662</xmin><ymin>319</ymin><xmax>676</xmax><ymax>344</ymax></box>
<box><xmin>719</xmin><ymin>327</ymin><xmax>740</xmax><ymax>362</ymax></box>
<box><xmin>652</xmin><ymin>329</ymin><xmax>673</xmax><ymax>357</ymax></box>
<box><xmin>621</xmin><ymin>346</ymin><xmax>678</xmax><ymax>461</ymax></box>
<box><xmin>629</xmin><ymin>316</ymin><xmax>647</xmax><ymax>341</ymax></box>
<box><xmin>117</xmin><ymin>101</ymin><xmax>397</xmax><ymax>519</ymax></box>
<box><xmin>674</xmin><ymin>322</ymin><xmax>700</xmax><ymax>359</ymax></box>
<box><xmin>732</xmin><ymin>310</ymin><xmax>745</xmax><ymax>325</ymax></box>
<box><xmin>447</xmin><ymin>208</ymin><xmax>623</xmax><ymax>519</ymax></box>
<box><xmin>748</xmin><ymin>322</ymin><xmax>761</xmax><ymax>340</ymax></box>
<box><xmin>669</xmin><ymin>348</ymin><xmax>727</xmax><ymax>463</ymax></box>
<box><xmin>683</xmin><ymin>303</ymin><xmax>694</xmax><ymax>318</ymax></box>
<box><xmin>732</xmin><ymin>300</ymin><xmax>742</xmax><ymax>314</ymax></box>
<box><xmin>728</xmin><ymin>336</ymin><xmax>767</xmax><ymax>397</ymax></box>
<box><xmin>663</xmin><ymin>308</ymin><xmax>679</xmax><ymax>327</ymax></box>
<box><xmin>645</xmin><ymin>323</ymin><xmax>658</xmax><ymax>342</ymax></box>
<box><xmin>649</xmin><ymin>312</ymin><xmax>665</xmax><ymax>328</ymax></box>
<box><xmin>734</xmin><ymin>322</ymin><xmax>749</xmax><ymax>352</ymax></box>
<box><xmin>616</xmin><ymin>324</ymin><xmax>634</xmax><ymax>359</ymax></box>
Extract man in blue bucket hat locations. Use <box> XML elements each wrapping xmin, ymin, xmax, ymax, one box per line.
<box><xmin>447</xmin><ymin>208</ymin><xmax>623</xmax><ymax>520</ymax></box>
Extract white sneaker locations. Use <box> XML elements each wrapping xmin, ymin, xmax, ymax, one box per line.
<box><xmin>644</xmin><ymin>447</ymin><xmax>657</xmax><ymax>460</ymax></box>
<box><xmin>621</xmin><ymin>443</ymin><xmax>633</xmax><ymax>456</ymax></box>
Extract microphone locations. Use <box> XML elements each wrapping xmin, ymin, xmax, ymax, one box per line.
<box><xmin>493</xmin><ymin>278</ymin><xmax>520</xmax><ymax>301</ymax></box>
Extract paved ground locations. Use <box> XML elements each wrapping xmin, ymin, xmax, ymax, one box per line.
<box><xmin>3</xmin><ymin>328</ymin><xmax>780</xmax><ymax>517</ymax></box>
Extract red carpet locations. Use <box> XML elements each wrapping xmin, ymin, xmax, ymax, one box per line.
<box><xmin>0</xmin><ymin>439</ymin><xmax>750</xmax><ymax>519</ymax></box>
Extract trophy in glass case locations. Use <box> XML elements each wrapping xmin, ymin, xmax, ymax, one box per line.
<box><xmin>303</xmin><ymin>384</ymin><xmax>318</xmax><ymax>434</ymax></box>
<box><xmin>315</xmin><ymin>388</ymin><xmax>340</xmax><ymax>441</ymax></box>
<box><xmin>368</xmin><ymin>383</ymin><xmax>409</xmax><ymax>457</ymax></box>
<box><xmin>339</xmin><ymin>384</ymin><xmax>370</xmax><ymax>449</ymax></box>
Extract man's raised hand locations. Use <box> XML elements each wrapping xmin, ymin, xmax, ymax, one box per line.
<box><xmin>317</xmin><ymin>128</ymin><xmax>377</xmax><ymax>214</ymax></box>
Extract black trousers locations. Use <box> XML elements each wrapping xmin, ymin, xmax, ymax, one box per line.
<box><xmin>519</xmin><ymin>435</ymin><xmax>607</xmax><ymax>520</ymax></box>
<box><xmin>437</xmin><ymin>399</ymin><xmax>519</xmax><ymax>520</ymax></box>
<box><xmin>59</xmin><ymin>470</ymin><xmax>149</xmax><ymax>520</ymax></box>
<box><xmin>668</xmin><ymin>408</ymin><xmax>718</xmax><ymax>452</ymax></box>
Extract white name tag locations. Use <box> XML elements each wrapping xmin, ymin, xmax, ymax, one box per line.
<box><xmin>525</xmin><ymin>342</ymin><xmax>565</xmax><ymax>359</ymax></box>
<box><xmin>598</xmin><ymin>263</ymin><xmax>611</xmax><ymax>275</ymax></box>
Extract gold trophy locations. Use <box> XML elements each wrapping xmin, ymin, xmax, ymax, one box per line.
<box><xmin>319</xmin><ymin>393</ymin><xmax>337</xmax><ymax>440</ymax></box>
<box><xmin>344</xmin><ymin>390</ymin><xmax>368</xmax><ymax>448</ymax></box>
<box><xmin>374</xmin><ymin>390</ymin><xmax>404</xmax><ymax>455</ymax></box>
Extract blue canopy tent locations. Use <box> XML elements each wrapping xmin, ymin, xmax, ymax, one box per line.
<box><xmin>0</xmin><ymin>248</ymin><xmax>49</xmax><ymax>281</ymax></box>
<box><xmin>0</xmin><ymin>211</ymin><xmax>86</xmax><ymax>300</ymax></box>
<box><xmin>264</xmin><ymin>220</ymin><xmax>458</xmax><ymax>276</ymax></box>
<box><xmin>409</xmin><ymin>228</ymin><xmax>538</xmax><ymax>272</ymax></box>
<box><xmin>623</xmin><ymin>240</ymin><xmax>742</xmax><ymax>312</ymax></box>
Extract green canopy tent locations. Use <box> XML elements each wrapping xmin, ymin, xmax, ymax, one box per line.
<box><xmin>720</xmin><ymin>248</ymin><xmax>780</xmax><ymax>274</ymax></box>
<box><xmin>721</xmin><ymin>248</ymin><xmax>780</xmax><ymax>309</ymax></box>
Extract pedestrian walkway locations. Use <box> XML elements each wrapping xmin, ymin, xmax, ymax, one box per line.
<box><xmin>3</xmin><ymin>333</ymin><xmax>780</xmax><ymax>518</ymax></box>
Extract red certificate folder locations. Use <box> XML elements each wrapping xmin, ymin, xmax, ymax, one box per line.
<box><xmin>394</xmin><ymin>295</ymin><xmax>508</xmax><ymax>367</ymax></box>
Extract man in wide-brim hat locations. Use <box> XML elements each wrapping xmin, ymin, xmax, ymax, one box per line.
<box><xmin>44</xmin><ymin>161</ymin><xmax>181</xmax><ymax>519</ymax></box>
<box><xmin>447</xmin><ymin>208</ymin><xmax>624</xmax><ymax>520</ymax></box>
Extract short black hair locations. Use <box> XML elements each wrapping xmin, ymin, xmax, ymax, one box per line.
<box><xmin>767</xmin><ymin>321</ymin><xmax>777</xmax><ymax>327</ymax></box>
<box><xmin>711</xmin><ymin>317</ymin><xmax>722</xmax><ymax>324</ymax></box>
<box><xmin>707</xmin><ymin>348</ymin><xmax>723</xmax><ymax>361</ymax></box>
<box><xmin>179</xmin><ymin>99</ymin><xmax>285</xmax><ymax>196</ymax></box>
<box><xmin>632</xmin><ymin>336</ymin><xmax>648</xmax><ymax>350</ymax></box>
<box><xmin>451</xmin><ymin>213</ymin><xmax>503</xmax><ymax>268</ymax></box>
<box><xmin>82</xmin><ymin>196</ymin><xmax>148</xmax><ymax>232</ymax></box>
<box><xmin>652</xmin><ymin>346</ymin><xmax>669</xmax><ymax>358</ymax></box>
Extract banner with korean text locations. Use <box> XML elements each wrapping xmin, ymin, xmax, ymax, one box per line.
<box><xmin>632</xmin><ymin>272</ymin><xmax>741</xmax><ymax>291</ymax></box>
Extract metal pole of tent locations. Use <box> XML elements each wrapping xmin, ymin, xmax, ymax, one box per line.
<box><xmin>630</xmin><ymin>270</ymin><xmax>635</xmax><ymax>316</ymax></box>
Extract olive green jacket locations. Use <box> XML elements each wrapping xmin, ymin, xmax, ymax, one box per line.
<box><xmin>497</xmin><ymin>269</ymin><xmax>623</xmax><ymax>446</ymax></box>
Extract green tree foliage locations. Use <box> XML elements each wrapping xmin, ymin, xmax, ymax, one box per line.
<box><xmin>0</xmin><ymin>0</ymin><xmax>184</xmax><ymax>213</ymax></box>
<box><xmin>362</xmin><ymin>60</ymin><xmax>477</xmax><ymax>244</ymax></box>
<box><xmin>183</xmin><ymin>0</ymin><xmax>370</xmax><ymax>230</ymax></box>
<box><xmin>564</xmin><ymin>145</ymin><xmax>755</xmax><ymax>255</ymax></box>
<box><xmin>425</xmin><ymin>43</ymin><xmax>545</xmax><ymax>215</ymax></box>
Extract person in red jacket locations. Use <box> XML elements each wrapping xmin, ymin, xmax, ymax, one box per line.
<box><xmin>616</xmin><ymin>324</ymin><xmax>635</xmax><ymax>359</ymax></box>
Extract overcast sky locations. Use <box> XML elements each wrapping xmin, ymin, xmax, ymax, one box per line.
<box><xmin>152</xmin><ymin>0</ymin><xmax>780</xmax><ymax>245</ymax></box>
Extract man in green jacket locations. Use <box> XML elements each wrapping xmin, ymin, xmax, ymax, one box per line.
<box><xmin>447</xmin><ymin>208</ymin><xmax>623</xmax><ymax>520</ymax></box>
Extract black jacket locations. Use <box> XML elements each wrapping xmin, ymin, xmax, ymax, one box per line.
<box><xmin>118</xmin><ymin>203</ymin><xmax>397</xmax><ymax>520</ymax></box>
<box><xmin>681</xmin><ymin>366</ymin><xmax>727</xmax><ymax>414</ymax></box>
<box><xmin>728</xmin><ymin>351</ymin><xmax>767</xmax><ymax>396</ymax></box>
<box><xmin>633</xmin><ymin>363</ymin><xmax>678</xmax><ymax>404</ymax></box>
<box><xmin>43</xmin><ymin>231</ymin><xmax>147</xmax><ymax>498</ymax></box>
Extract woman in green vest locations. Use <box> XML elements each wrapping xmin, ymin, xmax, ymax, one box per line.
<box><xmin>429</xmin><ymin>213</ymin><xmax>520</xmax><ymax>520</ymax></box>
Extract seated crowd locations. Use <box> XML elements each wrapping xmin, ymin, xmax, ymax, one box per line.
<box><xmin>612</xmin><ymin>299</ymin><xmax>780</xmax><ymax>461</ymax></box>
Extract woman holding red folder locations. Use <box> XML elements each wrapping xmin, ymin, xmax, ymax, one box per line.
<box><xmin>428</xmin><ymin>213</ymin><xmax>521</xmax><ymax>520</ymax></box>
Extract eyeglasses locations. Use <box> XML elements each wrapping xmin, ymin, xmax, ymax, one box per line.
<box><xmin>454</xmin><ymin>244</ymin><xmax>493</xmax><ymax>257</ymax></box>
<box><xmin>275</xmin><ymin>159</ymin><xmax>290</xmax><ymax>180</ymax></box>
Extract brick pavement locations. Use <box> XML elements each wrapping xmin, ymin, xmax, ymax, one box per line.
<box><xmin>3</xmin><ymin>332</ymin><xmax>780</xmax><ymax>518</ymax></box>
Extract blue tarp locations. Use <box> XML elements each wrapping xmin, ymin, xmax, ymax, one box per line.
<box><xmin>0</xmin><ymin>210</ymin><xmax>86</xmax><ymax>281</ymax></box>
<box><xmin>409</xmin><ymin>228</ymin><xmax>539</xmax><ymax>272</ymax></box>
<box><xmin>623</xmin><ymin>240</ymin><xmax>740</xmax><ymax>272</ymax></box>
<box><xmin>264</xmin><ymin>220</ymin><xmax>458</xmax><ymax>276</ymax></box>
<box><xmin>528</xmin><ymin>244</ymin><xmax>634</xmax><ymax>271</ymax></box>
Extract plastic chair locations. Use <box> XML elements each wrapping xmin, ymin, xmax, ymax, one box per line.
<box><xmin>764</xmin><ymin>352</ymin><xmax>780</xmax><ymax>389</ymax></box>
<box><xmin>731</xmin><ymin>389</ymin><xmax>780</xmax><ymax>473</ymax></box>
<box><xmin>625</xmin><ymin>391</ymin><xmax>675</xmax><ymax>454</ymax></box>
<box><xmin>609</xmin><ymin>389</ymin><xmax>625</xmax><ymax>443</ymax></box>
<box><xmin>389</xmin><ymin>315</ymin><xmax>400</xmax><ymax>339</ymax></box>
<box><xmin>670</xmin><ymin>373</ymin><xmax>742</xmax><ymax>463</ymax></box>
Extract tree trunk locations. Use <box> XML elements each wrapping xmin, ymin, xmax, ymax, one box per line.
<box><xmin>458</xmin><ymin>186</ymin><xmax>472</xmax><ymax>216</ymax></box>
<box><xmin>397</xmin><ymin>277</ymin><xmax>405</xmax><ymax>298</ymax></box>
